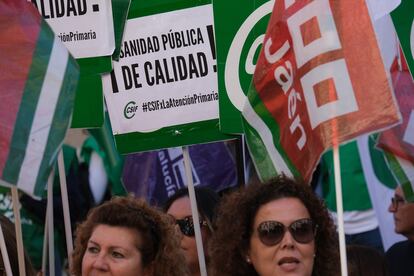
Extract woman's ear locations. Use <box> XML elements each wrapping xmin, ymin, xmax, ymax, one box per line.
<box><xmin>243</xmin><ymin>249</ymin><xmax>252</xmax><ymax>264</ymax></box>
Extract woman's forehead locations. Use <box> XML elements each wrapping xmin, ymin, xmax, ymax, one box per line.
<box><xmin>167</xmin><ymin>196</ymin><xmax>192</xmax><ymax>217</ymax></box>
<box><xmin>254</xmin><ymin>197</ymin><xmax>310</xmax><ymax>225</ymax></box>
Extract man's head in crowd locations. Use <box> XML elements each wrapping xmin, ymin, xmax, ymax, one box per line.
<box><xmin>388</xmin><ymin>186</ymin><xmax>414</xmax><ymax>240</ymax></box>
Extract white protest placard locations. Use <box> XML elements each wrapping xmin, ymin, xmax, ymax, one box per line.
<box><xmin>31</xmin><ymin>0</ymin><xmax>115</xmax><ymax>58</ymax></box>
<box><xmin>103</xmin><ymin>4</ymin><xmax>219</xmax><ymax>135</ymax></box>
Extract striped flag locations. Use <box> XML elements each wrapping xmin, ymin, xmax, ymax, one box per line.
<box><xmin>383</xmin><ymin>153</ymin><xmax>414</xmax><ymax>202</ymax></box>
<box><xmin>242</xmin><ymin>0</ymin><xmax>401</xmax><ymax>182</ymax></box>
<box><xmin>378</xmin><ymin>61</ymin><xmax>414</xmax><ymax>202</ymax></box>
<box><xmin>0</xmin><ymin>0</ymin><xmax>79</xmax><ymax>197</ymax></box>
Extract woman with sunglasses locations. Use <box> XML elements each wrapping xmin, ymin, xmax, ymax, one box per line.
<box><xmin>209</xmin><ymin>175</ymin><xmax>339</xmax><ymax>276</ymax></box>
<box><xmin>71</xmin><ymin>196</ymin><xmax>188</xmax><ymax>276</ymax></box>
<box><xmin>164</xmin><ymin>186</ymin><xmax>219</xmax><ymax>276</ymax></box>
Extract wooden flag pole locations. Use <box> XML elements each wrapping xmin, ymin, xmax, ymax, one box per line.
<box><xmin>41</xmin><ymin>205</ymin><xmax>48</xmax><ymax>275</ymax></box>
<box><xmin>235</xmin><ymin>136</ymin><xmax>246</xmax><ymax>186</ymax></box>
<box><xmin>47</xmin><ymin>170</ymin><xmax>55</xmax><ymax>276</ymax></box>
<box><xmin>182</xmin><ymin>146</ymin><xmax>208</xmax><ymax>276</ymax></box>
<box><xmin>396</xmin><ymin>35</ymin><xmax>402</xmax><ymax>71</ymax></box>
<box><xmin>241</xmin><ymin>136</ymin><xmax>248</xmax><ymax>185</ymax></box>
<box><xmin>0</xmin><ymin>223</ymin><xmax>13</xmax><ymax>276</ymax></box>
<box><xmin>333</xmin><ymin>145</ymin><xmax>348</xmax><ymax>276</ymax></box>
<box><xmin>58</xmin><ymin>150</ymin><xmax>73</xmax><ymax>259</ymax></box>
<box><xmin>11</xmin><ymin>187</ymin><xmax>26</xmax><ymax>276</ymax></box>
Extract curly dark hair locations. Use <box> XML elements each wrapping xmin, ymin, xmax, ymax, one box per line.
<box><xmin>209</xmin><ymin>175</ymin><xmax>340</xmax><ymax>276</ymax></box>
<box><xmin>71</xmin><ymin>195</ymin><xmax>188</xmax><ymax>276</ymax></box>
<box><xmin>347</xmin><ymin>245</ymin><xmax>388</xmax><ymax>276</ymax></box>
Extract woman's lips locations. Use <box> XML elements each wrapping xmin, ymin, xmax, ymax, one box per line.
<box><xmin>278</xmin><ymin>257</ymin><xmax>300</xmax><ymax>272</ymax></box>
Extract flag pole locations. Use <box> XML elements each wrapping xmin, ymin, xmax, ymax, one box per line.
<box><xmin>241</xmin><ymin>135</ymin><xmax>248</xmax><ymax>185</ymax></box>
<box><xmin>57</xmin><ymin>150</ymin><xmax>73</xmax><ymax>259</ymax></box>
<box><xmin>235</xmin><ymin>136</ymin><xmax>246</xmax><ymax>186</ymax></box>
<box><xmin>47</xmin><ymin>170</ymin><xmax>55</xmax><ymax>276</ymax></box>
<box><xmin>396</xmin><ymin>34</ymin><xmax>402</xmax><ymax>72</ymax></box>
<box><xmin>182</xmin><ymin>146</ymin><xmax>208</xmax><ymax>276</ymax></box>
<box><xmin>0</xmin><ymin>222</ymin><xmax>13</xmax><ymax>276</ymax></box>
<box><xmin>11</xmin><ymin>187</ymin><xmax>26</xmax><ymax>276</ymax></box>
<box><xmin>333</xmin><ymin>145</ymin><xmax>348</xmax><ymax>276</ymax></box>
<box><xmin>41</xmin><ymin>204</ymin><xmax>48</xmax><ymax>275</ymax></box>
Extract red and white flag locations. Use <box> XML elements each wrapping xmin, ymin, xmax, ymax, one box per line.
<box><xmin>242</xmin><ymin>0</ymin><xmax>401</xmax><ymax>182</ymax></box>
<box><xmin>0</xmin><ymin>0</ymin><xmax>79</xmax><ymax>197</ymax></box>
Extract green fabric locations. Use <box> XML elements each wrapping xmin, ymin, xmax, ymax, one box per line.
<box><xmin>0</xmin><ymin>145</ymin><xmax>79</xmax><ymax>270</ymax></box>
<box><xmin>70</xmin><ymin>72</ymin><xmax>104</xmax><ymax>128</ymax></box>
<box><xmin>112</xmin><ymin>0</ymin><xmax>131</xmax><ymax>60</ymax></box>
<box><xmin>35</xmin><ymin>144</ymin><xmax>78</xmax><ymax>198</ymax></box>
<box><xmin>82</xmin><ymin>114</ymin><xmax>127</xmax><ymax>196</ymax></box>
<box><xmin>0</xmin><ymin>193</ymin><xmax>64</xmax><ymax>270</ymax></box>
<box><xmin>20</xmin><ymin>207</ymin><xmax>65</xmax><ymax>270</ymax></box>
<box><xmin>321</xmin><ymin>136</ymin><xmax>398</xmax><ymax>211</ymax></box>
<box><xmin>321</xmin><ymin>141</ymin><xmax>372</xmax><ymax>211</ymax></box>
<box><xmin>368</xmin><ymin>135</ymin><xmax>398</xmax><ymax>189</ymax></box>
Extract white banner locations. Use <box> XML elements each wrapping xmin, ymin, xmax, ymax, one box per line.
<box><xmin>32</xmin><ymin>0</ymin><xmax>115</xmax><ymax>58</ymax></box>
<box><xmin>103</xmin><ymin>4</ymin><xmax>219</xmax><ymax>135</ymax></box>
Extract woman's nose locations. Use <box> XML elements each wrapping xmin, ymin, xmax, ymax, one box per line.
<box><xmin>388</xmin><ymin>200</ymin><xmax>397</xmax><ymax>213</ymax></box>
<box><xmin>174</xmin><ymin>224</ymin><xmax>184</xmax><ymax>240</ymax></box>
<box><xmin>92</xmin><ymin>253</ymin><xmax>110</xmax><ymax>271</ymax></box>
<box><xmin>280</xmin><ymin>230</ymin><xmax>295</xmax><ymax>249</ymax></box>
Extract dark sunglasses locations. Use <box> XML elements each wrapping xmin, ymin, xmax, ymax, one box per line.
<box><xmin>391</xmin><ymin>196</ymin><xmax>406</xmax><ymax>209</ymax></box>
<box><xmin>257</xmin><ymin>218</ymin><xmax>317</xmax><ymax>246</ymax></box>
<box><xmin>176</xmin><ymin>216</ymin><xmax>208</xmax><ymax>237</ymax></box>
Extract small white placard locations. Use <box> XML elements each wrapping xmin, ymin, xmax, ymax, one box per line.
<box><xmin>103</xmin><ymin>4</ymin><xmax>219</xmax><ymax>135</ymax></box>
<box><xmin>32</xmin><ymin>0</ymin><xmax>115</xmax><ymax>58</ymax></box>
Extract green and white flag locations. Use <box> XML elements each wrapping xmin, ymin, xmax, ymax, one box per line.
<box><xmin>384</xmin><ymin>153</ymin><xmax>414</xmax><ymax>202</ymax></box>
<box><xmin>391</xmin><ymin>0</ymin><xmax>414</xmax><ymax>78</ymax></box>
<box><xmin>30</xmin><ymin>0</ymin><xmax>130</xmax><ymax>128</ymax></box>
<box><xmin>0</xmin><ymin>0</ymin><xmax>79</xmax><ymax>197</ymax></box>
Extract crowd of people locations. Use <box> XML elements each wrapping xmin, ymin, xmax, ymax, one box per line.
<box><xmin>1</xmin><ymin>174</ymin><xmax>413</xmax><ymax>275</ymax></box>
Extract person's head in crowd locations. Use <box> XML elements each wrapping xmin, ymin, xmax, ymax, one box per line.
<box><xmin>163</xmin><ymin>186</ymin><xmax>219</xmax><ymax>276</ymax></box>
<box><xmin>346</xmin><ymin>244</ymin><xmax>388</xmax><ymax>276</ymax></box>
<box><xmin>388</xmin><ymin>185</ymin><xmax>414</xmax><ymax>240</ymax></box>
<box><xmin>71</xmin><ymin>196</ymin><xmax>188</xmax><ymax>276</ymax></box>
<box><xmin>209</xmin><ymin>174</ymin><xmax>340</xmax><ymax>276</ymax></box>
<box><xmin>0</xmin><ymin>215</ymin><xmax>37</xmax><ymax>276</ymax></box>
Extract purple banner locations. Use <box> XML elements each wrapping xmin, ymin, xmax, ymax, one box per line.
<box><xmin>122</xmin><ymin>141</ymin><xmax>238</xmax><ymax>206</ymax></box>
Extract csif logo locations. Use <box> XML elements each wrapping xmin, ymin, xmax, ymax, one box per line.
<box><xmin>225</xmin><ymin>0</ymin><xmax>274</xmax><ymax>111</ymax></box>
<box><xmin>124</xmin><ymin>101</ymin><xmax>139</xmax><ymax>119</ymax></box>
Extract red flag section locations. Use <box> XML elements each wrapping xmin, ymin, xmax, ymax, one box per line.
<box><xmin>0</xmin><ymin>0</ymin><xmax>41</xmax><ymax>173</ymax></box>
<box><xmin>378</xmin><ymin>63</ymin><xmax>414</xmax><ymax>163</ymax></box>
<box><xmin>0</xmin><ymin>0</ymin><xmax>79</xmax><ymax>197</ymax></box>
<box><xmin>245</xmin><ymin>0</ymin><xmax>401</xmax><ymax>182</ymax></box>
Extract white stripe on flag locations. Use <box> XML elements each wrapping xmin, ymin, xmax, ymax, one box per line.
<box><xmin>17</xmin><ymin>38</ymin><xmax>69</xmax><ymax>195</ymax></box>
<box><xmin>243</xmin><ymin>101</ymin><xmax>293</xmax><ymax>178</ymax></box>
<box><xmin>366</xmin><ymin>0</ymin><xmax>401</xmax><ymax>20</ymax></box>
<box><xmin>395</xmin><ymin>155</ymin><xmax>414</xmax><ymax>192</ymax></box>
<box><xmin>357</xmin><ymin>135</ymin><xmax>405</xmax><ymax>250</ymax></box>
